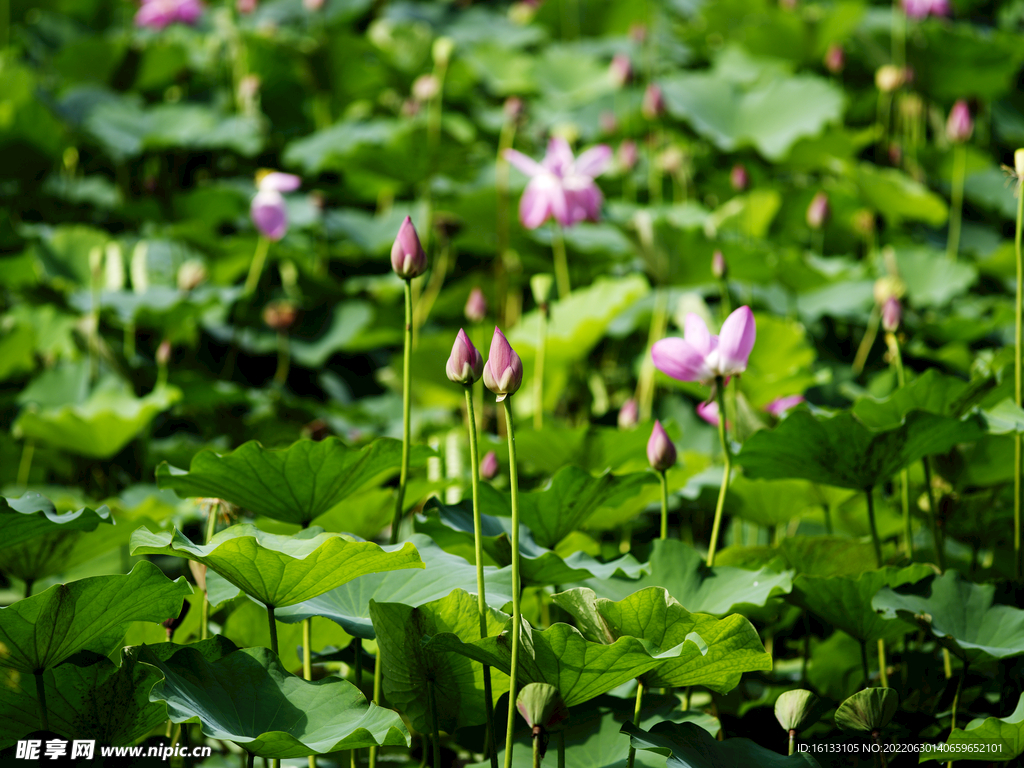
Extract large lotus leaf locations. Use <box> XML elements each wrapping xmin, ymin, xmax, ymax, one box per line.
<box><xmin>0</xmin><ymin>493</ymin><xmax>113</xmax><ymax>552</ymax></box>
<box><xmin>789</xmin><ymin>565</ymin><xmax>934</xmax><ymax>645</ymax></box>
<box><xmin>419</xmin><ymin>499</ymin><xmax>646</xmax><ymax>586</ymax></box>
<box><xmin>891</xmin><ymin>248</ymin><xmax>977</xmax><ymax>308</ymax></box>
<box><xmin>143</xmin><ymin>645</ymin><xmax>409</xmax><ymax>758</ymax></box>
<box><xmin>778</xmin><ymin>537</ymin><xmax>888</xmax><ymax>579</ymax></box>
<box><xmin>426</xmin><ymin>615</ymin><xmax>689</xmax><ymax>708</ymax></box>
<box><xmin>726</xmin><ymin>477</ymin><xmax>824</xmax><ymax>528</ymax></box>
<box><xmin>577</xmin><ymin>539</ymin><xmax>792</xmax><ymax>616</ymax></box>
<box><xmin>622</xmin><ymin>720</ymin><xmax>820</xmax><ymax>768</ymax></box>
<box><xmin>155</xmin><ymin>437</ymin><xmax>430</xmax><ymax>526</ymax></box>
<box><xmin>851</xmin><ymin>369</ymin><xmax>968</xmax><ymax>430</ymax></box>
<box><xmin>734</xmin><ymin>314</ymin><xmax>819</xmax><ymax>411</ymax></box>
<box><xmin>368</xmin><ymin>589</ymin><xmax>510</xmax><ymax>734</ymax></box>
<box><xmin>0</xmin><ymin>636</ymin><xmax>236</xmax><ymax>749</ymax></box>
<box><xmin>853</xmin><ymin>164</ymin><xmax>948</xmax><ymax>226</ymax></box>
<box><xmin>14</xmin><ymin>383</ymin><xmax>181</xmax><ymax>459</ymax></box>
<box><xmin>0</xmin><ymin>561</ymin><xmax>191</xmax><ymax>673</ymax></box>
<box><xmin>276</xmin><ymin>534</ymin><xmax>514</xmax><ymax>639</ymax></box>
<box><xmin>222</xmin><ymin>601</ymin><xmax>351</xmax><ymax>669</ymax></box>
<box><xmin>920</xmin><ymin>693</ymin><xmax>1024</xmax><ymax>763</ymax></box>
<box><xmin>734</xmin><ymin>410</ymin><xmax>986</xmax><ymax>490</ymax></box>
<box><xmin>872</xmin><ymin>570</ymin><xmax>1024</xmax><ymax>664</ymax></box>
<box><xmin>130</xmin><ymin>524</ymin><xmax>422</xmax><ymax>608</ymax></box>
<box><xmin>552</xmin><ymin>587</ymin><xmax>771</xmax><ymax>692</ymax></box>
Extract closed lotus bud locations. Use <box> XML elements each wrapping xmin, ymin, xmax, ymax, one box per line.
<box><xmin>618</xmin><ymin>399</ymin><xmax>639</xmax><ymax>429</ymax></box>
<box><xmin>875</xmin><ymin>65</ymin><xmax>904</xmax><ymax>93</ymax></box>
<box><xmin>480</xmin><ymin>450</ymin><xmax>499</xmax><ymax>480</ymax></box>
<box><xmin>873</xmin><ymin>275</ymin><xmax>906</xmax><ymax>305</ymax></box>
<box><xmin>882</xmin><ymin>297</ymin><xmax>901</xmax><ymax>333</ymax></box>
<box><xmin>412</xmin><ymin>74</ymin><xmax>440</xmax><ymax>103</ymax></box>
<box><xmin>504</xmin><ymin>96</ymin><xmax>524</xmax><ymax>122</ymax></box>
<box><xmin>609</xmin><ymin>54</ymin><xmax>633</xmax><ymax>87</ymax></box>
<box><xmin>712</xmin><ymin>250</ymin><xmax>728</xmax><ymax>280</ymax></box>
<box><xmin>446</xmin><ymin>328</ymin><xmax>484</xmax><ymax>385</ymax></box>
<box><xmin>465</xmin><ymin>287</ymin><xmax>488</xmax><ymax>323</ymax></box>
<box><xmin>599</xmin><ymin>111</ymin><xmax>618</xmax><ymax>135</ymax></box>
<box><xmin>177</xmin><ymin>259</ymin><xmax>207</xmax><ymax>292</ymax></box>
<box><xmin>483</xmin><ymin>327</ymin><xmax>524</xmax><ymax>402</ymax></box>
<box><xmin>824</xmin><ymin>43</ymin><xmax>844</xmax><ymax>74</ymax></box>
<box><xmin>642</xmin><ymin>84</ymin><xmax>664</xmax><ymax>120</ymax></box>
<box><xmin>629</xmin><ymin>23</ymin><xmax>647</xmax><ymax>43</ymax></box>
<box><xmin>263</xmin><ymin>300</ymin><xmax>298</xmax><ymax>332</ymax></box>
<box><xmin>618</xmin><ymin>140</ymin><xmax>638</xmax><ymax>172</ymax></box>
<box><xmin>730</xmin><ymin>163</ymin><xmax>748</xmax><ymax>192</ymax></box>
<box><xmin>156</xmin><ymin>339</ymin><xmax>172</xmax><ymax>367</ymax></box>
<box><xmin>237</xmin><ymin>0</ymin><xmax>257</xmax><ymax>13</ymax></box>
<box><xmin>303</xmin><ymin>0</ymin><xmax>324</xmax><ymax>10</ymax></box>
<box><xmin>806</xmin><ymin>191</ymin><xmax>830</xmax><ymax>230</ymax></box>
<box><xmin>1016</xmin><ymin>149</ymin><xmax>1024</xmax><ymax>177</ymax></box>
<box><xmin>390</xmin><ymin>216</ymin><xmax>427</xmax><ymax>279</ymax></box>
<box><xmin>946</xmin><ymin>100</ymin><xmax>973</xmax><ymax>144</ymax></box>
<box><xmin>646</xmin><ymin>420</ymin><xmax>677</xmax><ymax>472</ymax></box>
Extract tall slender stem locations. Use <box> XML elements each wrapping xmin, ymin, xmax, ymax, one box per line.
<box><xmin>532</xmin><ymin>733</ymin><xmax>541</xmax><ymax>768</ymax></box>
<box><xmin>390</xmin><ymin>279</ymin><xmax>414</xmax><ymax>546</ymax></box>
<box><xmin>534</xmin><ymin>307</ymin><xmax>548</xmax><ymax>431</ymax></box>
<box><xmin>502</xmin><ymin>398</ymin><xmax>523</xmax><ymax>768</ymax></box>
<box><xmin>465</xmin><ymin>388</ymin><xmax>498</xmax><ymax>768</ymax></box>
<box><xmin>17</xmin><ymin>440</ymin><xmax>34</xmax><ymax>488</ymax></box>
<box><xmin>887</xmin><ymin>332</ymin><xmax>913</xmax><ymax>559</ymax></box>
<box><xmin>303</xmin><ymin>619</ymin><xmax>317</xmax><ymax>768</ymax></box>
<box><xmin>923</xmin><ymin>458</ymin><xmax>945</xmax><ymax>571</ymax></box>
<box><xmin>860</xmin><ymin>640</ymin><xmax>870</xmax><ymax>688</ymax></box>
<box><xmin>877</xmin><ymin>639</ymin><xmax>888</xmax><ymax>688</ymax></box>
<box><xmin>659</xmin><ymin>470</ymin><xmax>669</xmax><ymax>540</ymax></box>
<box><xmin>947</xmin><ymin>144</ymin><xmax>966</xmax><ymax>261</ymax></box>
<box><xmin>369</xmin><ymin>656</ymin><xmax>383</xmax><ymax>768</ymax></box>
<box><xmin>626</xmin><ymin>680</ymin><xmax>645</xmax><ymax>768</ymax></box>
<box><xmin>865</xmin><ymin>488</ymin><xmax>883</xmax><ymax>568</ymax></box>
<box><xmin>551</xmin><ymin>227</ymin><xmax>570</xmax><ymax>299</ymax></box>
<box><xmin>853</xmin><ymin>307</ymin><xmax>881</xmax><ymax>375</ymax></box>
<box><xmin>427</xmin><ymin>680</ymin><xmax>441</xmax><ymax>768</ymax></box>
<box><xmin>636</xmin><ymin>288</ymin><xmax>669</xmax><ymax>421</ymax></box>
<box><xmin>201</xmin><ymin>502</ymin><xmax>218</xmax><ymax>641</ymax></box>
<box><xmin>244</xmin><ymin>236</ymin><xmax>271</xmax><ymax>295</ymax></box>
<box><xmin>1015</xmin><ymin>175</ymin><xmax>1024</xmax><ymax>581</ymax></box>
<box><xmin>707</xmin><ymin>380</ymin><xmax>732</xmax><ymax>566</ymax></box>
<box><xmin>948</xmin><ymin>660</ymin><xmax>968</xmax><ymax>768</ymax></box>
<box><xmin>557</xmin><ymin>731</ymin><xmax>565</xmax><ymax>768</ymax></box>
<box><xmin>267</xmin><ymin>605</ymin><xmax>279</xmax><ymax>656</ymax></box>
<box><xmin>35</xmin><ymin>673</ymin><xmax>48</xmax><ymax>731</ymax></box>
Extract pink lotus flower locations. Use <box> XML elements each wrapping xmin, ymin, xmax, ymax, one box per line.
<box><xmin>483</xmin><ymin>327</ymin><xmax>523</xmax><ymax>402</ymax></box>
<box><xmin>642</xmin><ymin>84</ymin><xmax>665</xmax><ymax>120</ymax></box>
<box><xmin>824</xmin><ymin>43</ymin><xmax>845</xmax><ymax>74</ymax></box>
<box><xmin>446</xmin><ymin>329</ymin><xmax>483</xmax><ymax>385</ymax></box>
<box><xmin>946</xmin><ymin>100</ymin><xmax>973</xmax><ymax>144</ymax></box>
<box><xmin>480</xmin><ymin>450</ymin><xmax>499</xmax><ymax>480</ymax></box>
<box><xmin>696</xmin><ymin>400</ymin><xmax>721</xmax><ymax>427</ymax></box>
<box><xmin>647</xmin><ymin>420</ymin><xmax>677</xmax><ymax>472</ymax></box>
<box><xmin>465</xmin><ymin>288</ymin><xmax>487</xmax><ymax>323</ymax></box>
<box><xmin>729</xmin><ymin>164</ymin><xmax>748</xmax><ymax>192</ymax></box>
<box><xmin>618</xmin><ymin>398</ymin><xmax>639</xmax><ymax>429</ymax></box>
<box><xmin>882</xmin><ymin>297</ymin><xmax>902</xmax><ymax>333</ymax></box>
<box><xmin>135</xmin><ymin>0</ymin><xmax>203</xmax><ymax>28</ymax></box>
<box><xmin>652</xmin><ymin>307</ymin><xmax>756</xmax><ymax>386</ymax></box>
<box><xmin>609</xmin><ymin>54</ymin><xmax>633</xmax><ymax>87</ymax></box>
<box><xmin>806</xmin><ymin>191</ymin><xmax>830</xmax><ymax>230</ymax></box>
<box><xmin>712</xmin><ymin>250</ymin><xmax>727</xmax><ymax>280</ymax></box>
<box><xmin>902</xmin><ymin>0</ymin><xmax>949</xmax><ymax>19</ymax></box>
<box><xmin>764</xmin><ymin>395</ymin><xmax>804</xmax><ymax>417</ymax></box>
<box><xmin>391</xmin><ymin>216</ymin><xmax>427</xmax><ymax>279</ymax></box>
<box><xmin>250</xmin><ymin>172</ymin><xmax>301</xmax><ymax>241</ymax></box>
<box><xmin>503</xmin><ymin>138</ymin><xmax>612</xmax><ymax>229</ymax></box>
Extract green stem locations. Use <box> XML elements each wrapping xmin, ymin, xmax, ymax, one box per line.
<box><xmin>706</xmin><ymin>380</ymin><xmax>732</xmax><ymax>567</ymax></box>
<box><xmin>496</xmin><ymin>121</ymin><xmax>517</xmax><ymax>325</ymax></box>
<box><xmin>465</xmin><ymin>388</ymin><xmax>498</xmax><ymax>768</ymax></box>
<box><xmin>636</xmin><ymin>288</ymin><xmax>669</xmax><ymax>421</ymax></box>
<box><xmin>274</xmin><ymin>331</ymin><xmax>290</xmax><ymax>387</ymax></box>
<box><xmin>877</xmin><ymin>639</ymin><xmax>888</xmax><ymax>688</ymax></box>
<box><xmin>551</xmin><ymin>227</ymin><xmax>570</xmax><ymax>300</ymax></box>
<box><xmin>1016</xmin><ymin>177</ymin><xmax>1024</xmax><ymax>581</ymax></box>
<box><xmin>947</xmin><ymin>144</ymin><xmax>966</xmax><ymax>261</ymax></box>
<box><xmin>788</xmin><ymin>730</ymin><xmax>795</xmax><ymax>756</ymax></box>
<box><xmin>502</xmin><ymin>397</ymin><xmax>523</xmax><ymax>768</ymax></box>
<box><xmin>557</xmin><ymin>732</ymin><xmax>565</xmax><ymax>768</ymax></box>
<box><xmin>34</xmin><ymin>672</ymin><xmax>48</xmax><ymax>731</ymax></box>
<box><xmin>428</xmin><ymin>680</ymin><xmax>441</xmax><ymax>768</ymax></box>
<box><xmin>948</xmin><ymin>660</ymin><xmax>968</xmax><ymax>768</ymax></box>
<box><xmin>17</xmin><ymin>439</ymin><xmax>34</xmax><ymax>488</ymax></box>
<box><xmin>267</xmin><ymin>605</ymin><xmax>279</xmax><ymax>656</ymax></box>
<box><xmin>865</xmin><ymin>488</ymin><xmax>883</xmax><ymax>568</ymax></box>
<box><xmin>390</xmin><ymin>279</ymin><xmax>413</xmax><ymax>546</ymax></box>
<box><xmin>659</xmin><ymin>470</ymin><xmax>669</xmax><ymax>540</ymax></box>
<box><xmin>303</xmin><ymin>619</ymin><xmax>316</xmax><ymax>768</ymax></box>
<box><xmin>534</xmin><ymin>306</ymin><xmax>548</xmax><ymax>431</ymax></box>
<box><xmin>923</xmin><ymin>458</ymin><xmax>945</xmax><ymax>571</ymax></box>
<box><xmin>24</xmin><ymin>579</ymin><xmax>33</xmax><ymax>599</ymax></box>
<box><xmin>369</xmin><ymin>657</ymin><xmax>383</xmax><ymax>768</ymax></box>
<box><xmin>853</xmin><ymin>307</ymin><xmax>881</xmax><ymax>375</ymax></box>
<box><xmin>533</xmin><ymin>732</ymin><xmax>541</xmax><ymax>768</ymax></box>
<box><xmin>201</xmin><ymin>502</ymin><xmax>218</xmax><ymax>641</ymax></box>
<box><xmin>888</xmin><ymin>333</ymin><xmax>913</xmax><ymax>559</ymax></box>
<box><xmin>244</xmin><ymin>236</ymin><xmax>271</xmax><ymax>296</ymax></box>
<box><xmin>248</xmin><ymin>752</ymin><xmax>256</xmax><ymax>768</ymax></box>
<box><xmin>626</xmin><ymin>680</ymin><xmax>645</xmax><ymax>768</ymax></box>
<box><xmin>860</xmin><ymin>640</ymin><xmax>871</xmax><ymax>688</ymax></box>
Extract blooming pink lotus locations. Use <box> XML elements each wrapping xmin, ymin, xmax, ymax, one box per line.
<box><xmin>696</xmin><ymin>400</ymin><xmax>722</xmax><ymax>427</ymax></box>
<box><xmin>135</xmin><ymin>0</ymin><xmax>204</xmax><ymax>28</ymax></box>
<box><xmin>652</xmin><ymin>307</ymin><xmax>756</xmax><ymax>386</ymax></box>
<box><xmin>503</xmin><ymin>138</ymin><xmax>611</xmax><ymax>229</ymax></box>
<box><xmin>902</xmin><ymin>0</ymin><xmax>949</xmax><ymax>19</ymax></box>
<box><xmin>250</xmin><ymin>172</ymin><xmax>301</xmax><ymax>241</ymax></box>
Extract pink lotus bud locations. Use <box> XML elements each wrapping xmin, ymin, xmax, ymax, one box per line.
<box><xmin>156</xmin><ymin>339</ymin><xmax>172</xmax><ymax>366</ymax></box>
<box><xmin>237</xmin><ymin>0</ymin><xmax>257</xmax><ymax>13</ymax></box>
<box><xmin>391</xmin><ymin>216</ymin><xmax>427</xmax><ymax>279</ymax></box>
<box><xmin>642</xmin><ymin>84</ymin><xmax>664</xmax><ymax>120</ymax></box>
<box><xmin>465</xmin><ymin>288</ymin><xmax>487</xmax><ymax>323</ymax></box>
<box><xmin>482</xmin><ymin>327</ymin><xmax>523</xmax><ymax>402</ymax></box>
<box><xmin>303</xmin><ymin>0</ymin><xmax>324</xmax><ymax>9</ymax></box>
<box><xmin>696</xmin><ymin>400</ymin><xmax>721</xmax><ymax>427</ymax></box>
<box><xmin>946</xmin><ymin>100</ymin><xmax>973</xmax><ymax>144</ymax></box>
<box><xmin>646</xmin><ymin>420</ymin><xmax>677</xmax><ymax>472</ymax></box>
<box><xmin>729</xmin><ymin>164</ymin><xmax>748</xmax><ymax>192</ymax></box>
<box><xmin>263</xmin><ymin>300</ymin><xmax>298</xmax><ymax>332</ymax></box>
<box><xmin>824</xmin><ymin>43</ymin><xmax>844</xmax><ymax>74</ymax></box>
<box><xmin>712</xmin><ymin>250</ymin><xmax>728</xmax><ymax>280</ymax></box>
<box><xmin>504</xmin><ymin>97</ymin><xmax>524</xmax><ymax>122</ymax></box>
<box><xmin>882</xmin><ymin>297</ymin><xmax>901</xmax><ymax>333</ymax></box>
<box><xmin>806</xmin><ymin>191</ymin><xmax>830</xmax><ymax>230</ymax></box>
<box><xmin>480</xmin><ymin>450</ymin><xmax>499</xmax><ymax>480</ymax></box>
<box><xmin>618</xmin><ymin>140</ymin><xmax>638</xmax><ymax>172</ymax></box>
<box><xmin>618</xmin><ymin>398</ymin><xmax>639</xmax><ymax>429</ymax></box>
<box><xmin>251</xmin><ymin>171</ymin><xmax>301</xmax><ymax>241</ymax></box>
<box><xmin>764</xmin><ymin>395</ymin><xmax>805</xmax><ymax>417</ymax></box>
<box><xmin>412</xmin><ymin>74</ymin><xmax>440</xmax><ymax>103</ymax></box>
<box><xmin>902</xmin><ymin>0</ymin><xmax>949</xmax><ymax>19</ymax></box>
<box><xmin>446</xmin><ymin>329</ymin><xmax>484</xmax><ymax>385</ymax></box>
<box><xmin>609</xmin><ymin>54</ymin><xmax>633</xmax><ymax>87</ymax></box>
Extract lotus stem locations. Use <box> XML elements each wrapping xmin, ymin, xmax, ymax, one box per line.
<box><xmin>201</xmin><ymin>501</ymin><xmax>219</xmax><ymax>642</ymax></box>
<box><xmin>923</xmin><ymin>458</ymin><xmax>945</xmax><ymax>572</ymax></box>
<box><xmin>659</xmin><ymin>469</ymin><xmax>669</xmax><ymax>541</ymax></box>
<box><xmin>948</xmin><ymin>661</ymin><xmax>968</xmax><ymax>768</ymax></box>
<box><xmin>877</xmin><ymin>639</ymin><xmax>888</xmax><ymax>688</ymax></box>
<box><xmin>865</xmin><ymin>488</ymin><xmax>883</xmax><ymax>569</ymax></box>
<box><xmin>274</xmin><ymin>331</ymin><xmax>290</xmax><ymax>387</ymax></box>
<box><xmin>534</xmin><ymin>304</ymin><xmax>548</xmax><ymax>431</ymax></box>
<box><xmin>557</xmin><ymin>732</ymin><xmax>565</xmax><ymax>768</ymax></box>
<box><xmin>860</xmin><ymin>640</ymin><xmax>870</xmax><ymax>688</ymax></box>
<box><xmin>886</xmin><ymin>331</ymin><xmax>913</xmax><ymax>559</ymax></box>
<box><xmin>303</xmin><ymin>620</ymin><xmax>316</xmax><ymax>768</ymax></box>
<box><xmin>707</xmin><ymin>379</ymin><xmax>732</xmax><ymax>567</ymax></box>
<box><xmin>532</xmin><ymin>732</ymin><xmax>541</xmax><ymax>768</ymax></box>
<box><xmin>947</xmin><ymin>144</ymin><xmax>966</xmax><ymax>261</ymax></box>
<box><xmin>464</xmin><ymin>387</ymin><xmax>498</xmax><ymax>768</ymax></box>
<box><xmin>1015</xmin><ymin>173</ymin><xmax>1024</xmax><ymax>582</ymax></box>
<box><xmin>24</xmin><ymin>579</ymin><xmax>33</xmax><ymax>599</ymax></box>
<box><xmin>428</xmin><ymin>680</ymin><xmax>441</xmax><ymax>768</ymax></box>
<box><xmin>34</xmin><ymin>672</ymin><xmax>48</xmax><ymax>731</ymax></box>
<box><xmin>502</xmin><ymin>397</ymin><xmax>523</xmax><ymax>768</ymax></box>
<box><xmin>626</xmin><ymin>680</ymin><xmax>645</xmax><ymax>768</ymax></box>
<box><xmin>788</xmin><ymin>729</ymin><xmax>795</xmax><ymax>756</ymax></box>
<box><xmin>17</xmin><ymin>439</ymin><xmax>34</xmax><ymax>488</ymax></box>
<box><xmin>369</xmin><ymin>656</ymin><xmax>383</xmax><ymax>768</ymax></box>
<box><xmin>267</xmin><ymin>605</ymin><xmax>279</xmax><ymax>656</ymax></box>
<box><xmin>244</xmin><ymin>236</ymin><xmax>270</xmax><ymax>296</ymax></box>
<box><xmin>390</xmin><ymin>278</ymin><xmax>414</xmax><ymax>546</ymax></box>
<box><xmin>636</xmin><ymin>288</ymin><xmax>670</xmax><ymax>421</ymax></box>
<box><xmin>852</xmin><ymin>306</ymin><xmax>881</xmax><ymax>375</ymax></box>
<box><xmin>496</xmin><ymin>119</ymin><xmax>517</xmax><ymax>326</ymax></box>
<box><xmin>552</xmin><ymin>226</ymin><xmax>570</xmax><ymax>299</ymax></box>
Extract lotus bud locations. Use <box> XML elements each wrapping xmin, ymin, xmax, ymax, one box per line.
<box><xmin>642</xmin><ymin>84</ymin><xmax>665</xmax><ymax>120</ymax></box>
<box><xmin>824</xmin><ymin>44</ymin><xmax>844</xmax><ymax>74</ymax></box>
<box><xmin>517</xmin><ymin>683</ymin><xmax>569</xmax><ymax>745</ymax></box>
<box><xmin>730</xmin><ymin>163</ymin><xmax>748</xmax><ymax>192</ymax></box>
<box><xmin>303</xmin><ymin>0</ymin><xmax>324</xmax><ymax>10</ymax></box>
<box><xmin>432</xmin><ymin>37</ymin><xmax>455</xmax><ymax>68</ymax></box>
<box><xmin>446</xmin><ymin>328</ymin><xmax>484</xmax><ymax>385</ymax></box>
<box><xmin>618</xmin><ymin>398</ymin><xmax>639</xmax><ymax>429</ymax></box>
<box><xmin>480</xmin><ymin>450</ymin><xmax>499</xmax><ymax>480</ymax></box>
<box><xmin>629</xmin><ymin>23</ymin><xmax>647</xmax><ymax>43</ymax></box>
<box><xmin>647</xmin><ymin>420</ymin><xmax>677</xmax><ymax>472</ymax></box>
<box><xmin>177</xmin><ymin>259</ymin><xmax>207</xmax><ymax>292</ymax></box>
<box><xmin>806</xmin><ymin>191</ymin><xmax>830</xmax><ymax>230</ymax></box>
<box><xmin>263</xmin><ymin>300</ymin><xmax>298</xmax><ymax>332</ymax></box>
<box><xmin>483</xmin><ymin>327</ymin><xmax>524</xmax><ymax>402</ymax></box>
<box><xmin>1016</xmin><ymin>149</ymin><xmax>1024</xmax><ymax>177</ymax></box>
<box><xmin>881</xmin><ymin>297</ymin><xmax>901</xmax><ymax>333</ymax></box>
<box><xmin>237</xmin><ymin>0</ymin><xmax>256</xmax><ymax>12</ymax></box>
<box><xmin>390</xmin><ymin>216</ymin><xmax>427</xmax><ymax>279</ymax></box>
<box><xmin>875</xmin><ymin>65</ymin><xmax>904</xmax><ymax>94</ymax></box>
<box><xmin>618</xmin><ymin>140</ymin><xmax>638</xmax><ymax>172</ymax></box>
<box><xmin>504</xmin><ymin>96</ymin><xmax>524</xmax><ymax>122</ymax></box>
<box><xmin>412</xmin><ymin>74</ymin><xmax>440</xmax><ymax>103</ymax></box>
<box><xmin>156</xmin><ymin>339</ymin><xmax>172</xmax><ymax>367</ymax></box>
<box><xmin>945</xmin><ymin>100</ymin><xmax>973</xmax><ymax>144</ymax></box>
<box><xmin>609</xmin><ymin>54</ymin><xmax>633</xmax><ymax>87</ymax></box>
<box><xmin>599</xmin><ymin>111</ymin><xmax>618</xmax><ymax>135</ymax></box>
<box><xmin>530</xmin><ymin>273</ymin><xmax>555</xmax><ymax>308</ymax></box>
<box><xmin>465</xmin><ymin>287</ymin><xmax>488</xmax><ymax>323</ymax></box>
<box><xmin>873</xmin><ymin>275</ymin><xmax>906</xmax><ymax>305</ymax></box>
<box><xmin>712</xmin><ymin>250</ymin><xmax>728</xmax><ymax>280</ymax></box>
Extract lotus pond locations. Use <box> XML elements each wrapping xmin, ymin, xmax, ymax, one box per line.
<box><xmin>2</xmin><ymin>0</ymin><xmax>1024</xmax><ymax>766</ymax></box>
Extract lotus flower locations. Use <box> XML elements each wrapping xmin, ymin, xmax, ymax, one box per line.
<box><xmin>806</xmin><ymin>192</ymin><xmax>830</xmax><ymax>230</ymax></box>
<box><xmin>946</xmin><ymin>100</ymin><xmax>973</xmax><ymax>144</ymax></box>
<box><xmin>465</xmin><ymin>288</ymin><xmax>487</xmax><ymax>323</ymax></box>
<box><xmin>642</xmin><ymin>84</ymin><xmax>665</xmax><ymax>120</ymax></box>
<box><xmin>609</xmin><ymin>54</ymin><xmax>633</xmax><ymax>87</ymax></box>
<box><xmin>730</xmin><ymin>164</ymin><xmax>748</xmax><ymax>192</ymax></box>
<box><xmin>503</xmin><ymin>138</ymin><xmax>611</xmax><ymax>229</ymax></box>
<box><xmin>647</xmin><ymin>421</ymin><xmax>677</xmax><ymax>471</ymax></box>
<box><xmin>902</xmin><ymin>0</ymin><xmax>949</xmax><ymax>19</ymax></box>
<box><xmin>652</xmin><ymin>307</ymin><xmax>756</xmax><ymax>386</ymax></box>
<box><xmin>480</xmin><ymin>450</ymin><xmax>499</xmax><ymax>480</ymax></box>
<box><xmin>618</xmin><ymin>398</ymin><xmax>639</xmax><ymax>429</ymax></box>
<box><xmin>882</xmin><ymin>297</ymin><xmax>902</xmax><ymax>333</ymax></box>
<box><xmin>764</xmin><ymin>395</ymin><xmax>805</xmax><ymax>417</ymax></box>
<box><xmin>446</xmin><ymin>329</ymin><xmax>484</xmax><ymax>385</ymax></box>
<box><xmin>712</xmin><ymin>251</ymin><xmax>728</xmax><ymax>280</ymax></box>
<box><xmin>483</xmin><ymin>327</ymin><xmax>523</xmax><ymax>402</ymax></box>
<box><xmin>696</xmin><ymin>401</ymin><xmax>721</xmax><ymax>427</ymax></box>
<box><xmin>391</xmin><ymin>216</ymin><xmax>427</xmax><ymax>279</ymax></box>
<box><xmin>824</xmin><ymin>43</ymin><xmax>845</xmax><ymax>74</ymax></box>
<box><xmin>250</xmin><ymin>172</ymin><xmax>301</xmax><ymax>241</ymax></box>
<box><xmin>135</xmin><ymin>0</ymin><xmax>203</xmax><ymax>28</ymax></box>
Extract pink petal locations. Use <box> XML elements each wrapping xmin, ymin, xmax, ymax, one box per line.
<box><xmin>716</xmin><ymin>306</ymin><xmax>756</xmax><ymax>376</ymax></box>
<box><xmin>574</xmin><ymin>145</ymin><xmax>612</xmax><ymax>178</ymax></box>
<box><xmin>543</xmin><ymin>137</ymin><xmax>574</xmax><ymax>176</ymax></box>
<box><xmin>696</xmin><ymin>401</ymin><xmax>720</xmax><ymax>427</ymax></box>
<box><xmin>652</xmin><ymin>337</ymin><xmax>714</xmax><ymax>383</ymax></box>
<box><xmin>259</xmin><ymin>172</ymin><xmax>301</xmax><ymax>193</ymax></box>
<box><xmin>765</xmin><ymin>395</ymin><xmax>804</xmax><ymax>417</ymax></box>
<box><xmin>251</xmin><ymin>190</ymin><xmax>287</xmax><ymax>240</ymax></box>
<box><xmin>503</xmin><ymin>148</ymin><xmax>546</xmax><ymax>178</ymax></box>
<box><xmin>547</xmin><ymin>181</ymin><xmax>570</xmax><ymax>227</ymax></box>
<box><xmin>519</xmin><ymin>180</ymin><xmax>553</xmax><ymax>229</ymax></box>
<box><xmin>683</xmin><ymin>313</ymin><xmax>715</xmax><ymax>358</ymax></box>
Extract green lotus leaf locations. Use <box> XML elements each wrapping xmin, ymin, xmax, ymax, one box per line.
<box><xmin>920</xmin><ymin>693</ymin><xmax>1024</xmax><ymax>763</ymax></box>
<box><xmin>368</xmin><ymin>589</ymin><xmax>510</xmax><ymax>734</ymax></box>
<box><xmin>778</xmin><ymin>537</ymin><xmax>886</xmax><ymax>579</ymax></box>
<box><xmin>0</xmin><ymin>561</ymin><xmax>191</xmax><ymax>673</ymax></box>
<box><xmin>276</xmin><ymin>534</ymin><xmax>514</xmax><ymax>639</ymax></box>
<box><xmin>735</xmin><ymin>410</ymin><xmax>986</xmax><ymax>490</ymax></box>
<box><xmin>872</xmin><ymin>570</ymin><xmax>1024</xmax><ymax>664</ymax></box>
<box><xmin>790</xmin><ymin>565</ymin><xmax>934</xmax><ymax>645</ymax></box>
<box><xmin>835</xmin><ymin>688</ymin><xmax>899</xmax><ymax>732</ymax></box>
<box><xmin>0</xmin><ymin>493</ymin><xmax>112</xmax><ymax>552</ymax></box>
<box><xmin>577</xmin><ymin>539</ymin><xmax>793</xmax><ymax>616</ymax></box>
<box><xmin>130</xmin><ymin>524</ymin><xmax>422</xmax><ymax>608</ymax></box>
<box><xmin>156</xmin><ymin>436</ymin><xmax>432</xmax><ymax>526</ymax></box>
<box><xmin>551</xmin><ymin>587</ymin><xmax>771</xmax><ymax>692</ymax></box>
<box><xmin>143</xmin><ymin>645</ymin><xmax>409</xmax><ymax>758</ymax></box>
<box><xmin>622</xmin><ymin>720</ymin><xmax>820</xmax><ymax>768</ymax></box>
<box><xmin>851</xmin><ymin>369</ymin><xmax>969</xmax><ymax>430</ymax></box>
<box><xmin>726</xmin><ymin>477</ymin><xmax>826</xmax><ymax>528</ymax></box>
